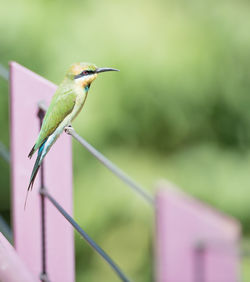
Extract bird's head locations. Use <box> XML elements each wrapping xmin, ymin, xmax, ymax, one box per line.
<box><xmin>66</xmin><ymin>62</ymin><xmax>119</xmax><ymax>91</ymax></box>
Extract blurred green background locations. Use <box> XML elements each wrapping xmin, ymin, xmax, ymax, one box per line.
<box><xmin>1</xmin><ymin>0</ymin><xmax>250</xmax><ymax>281</ymax></box>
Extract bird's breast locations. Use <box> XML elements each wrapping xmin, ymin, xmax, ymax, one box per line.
<box><xmin>71</xmin><ymin>89</ymin><xmax>88</xmax><ymax>121</ymax></box>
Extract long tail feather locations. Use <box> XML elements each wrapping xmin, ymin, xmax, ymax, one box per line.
<box><xmin>25</xmin><ymin>140</ymin><xmax>46</xmax><ymax>209</ymax></box>
<box><xmin>27</xmin><ymin>160</ymin><xmax>41</xmax><ymax>192</ymax></box>
<box><xmin>28</xmin><ymin>144</ymin><xmax>36</xmax><ymax>159</ymax></box>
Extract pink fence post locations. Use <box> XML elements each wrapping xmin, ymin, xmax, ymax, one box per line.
<box><xmin>9</xmin><ymin>62</ymin><xmax>74</xmax><ymax>281</ymax></box>
<box><xmin>0</xmin><ymin>232</ymin><xmax>35</xmax><ymax>282</ymax></box>
<box><xmin>155</xmin><ymin>181</ymin><xmax>241</xmax><ymax>282</ymax></box>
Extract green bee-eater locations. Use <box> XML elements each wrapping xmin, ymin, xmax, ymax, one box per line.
<box><xmin>27</xmin><ymin>62</ymin><xmax>119</xmax><ymax>196</ymax></box>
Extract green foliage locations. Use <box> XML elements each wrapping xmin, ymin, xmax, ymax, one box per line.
<box><xmin>1</xmin><ymin>0</ymin><xmax>250</xmax><ymax>280</ymax></box>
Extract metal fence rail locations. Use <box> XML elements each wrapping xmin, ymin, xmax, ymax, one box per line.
<box><xmin>0</xmin><ymin>64</ymin><xmax>12</xmax><ymax>246</ymax></box>
<box><xmin>0</xmin><ymin>64</ymin><xmax>10</xmax><ymax>163</ymax></box>
<box><xmin>0</xmin><ymin>63</ymin><xmax>9</xmax><ymax>81</ymax></box>
<box><xmin>66</xmin><ymin>126</ymin><xmax>154</xmax><ymax>205</ymax></box>
<box><xmin>0</xmin><ymin>141</ymin><xmax>10</xmax><ymax>163</ymax></box>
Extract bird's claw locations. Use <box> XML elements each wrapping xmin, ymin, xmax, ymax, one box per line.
<box><xmin>64</xmin><ymin>125</ymin><xmax>72</xmax><ymax>134</ymax></box>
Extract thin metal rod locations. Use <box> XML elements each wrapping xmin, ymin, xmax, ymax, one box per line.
<box><xmin>40</xmin><ymin>188</ymin><xmax>130</xmax><ymax>282</ymax></box>
<box><xmin>0</xmin><ymin>64</ymin><xmax>9</xmax><ymax>80</ymax></box>
<box><xmin>38</xmin><ymin>109</ymin><xmax>49</xmax><ymax>282</ymax></box>
<box><xmin>194</xmin><ymin>242</ymin><xmax>205</xmax><ymax>282</ymax></box>
<box><xmin>0</xmin><ymin>65</ymin><xmax>10</xmax><ymax>163</ymax></box>
<box><xmin>40</xmin><ymin>169</ymin><xmax>47</xmax><ymax>280</ymax></box>
<box><xmin>65</xmin><ymin>127</ymin><xmax>154</xmax><ymax>205</ymax></box>
<box><xmin>0</xmin><ymin>141</ymin><xmax>10</xmax><ymax>163</ymax></box>
<box><xmin>0</xmin><ymin>215</ymin><xmax>13</xmax><ymax>244</ymax></box>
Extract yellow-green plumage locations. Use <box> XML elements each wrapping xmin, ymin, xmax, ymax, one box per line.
<box><xmin>26</xmin><ymin>62</ymin><xmax>119</xmax><ymax>205</ymax></box>
<box><xmin>31</xmin><ymin>87</ymin><xmax>77</xmax><ymax>155</ymax></box>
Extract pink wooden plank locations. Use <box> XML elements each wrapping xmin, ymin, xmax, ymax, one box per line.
<box><xmin>0</xmin><ymin>232</ymin><xmax>35</xmax><ymax>282</ymax></box>
<box><xmin>10</xmin><ymin>62</ymin><xmax>74</xmax><ymax>281</ymax></box>
<box><xmin>204</xmin><ymin>241</ymin><xmax>240</xmax><ymax>282</ymax></box>
<box><xmin>155</xmin><ymin>181</ymin><xmax>241</xmax><ymax>282</ymax></box>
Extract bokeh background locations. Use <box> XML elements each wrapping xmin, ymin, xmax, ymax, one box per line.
<box><xmin>1</xmin><ymin>0</ymin><xmax>250</xmax><ymax>281</ymax></box>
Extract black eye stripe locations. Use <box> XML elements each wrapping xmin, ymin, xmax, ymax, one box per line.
<box><xmin>74</xmin><ymin>70</ymin><xmax>95</xmax><ymax>79</ymax></box>
<box><xmin>83</xmin><ymin>70</ymin><xmax>94</xmax><ymax>75</ymax></box>
<box><xmin>74</xmin><ymin>74</ymin><xmax>82</xmax><ymax>79</ymax></box>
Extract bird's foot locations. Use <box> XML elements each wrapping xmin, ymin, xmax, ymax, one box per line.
<box><xmin>64</xmin><ymin>124</ymin><xmax>72</xmax><ymax>134</ymax></box>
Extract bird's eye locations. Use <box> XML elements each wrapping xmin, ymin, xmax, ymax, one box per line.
<box><xmin>81</xmin><ymin>70</ymin><xmax>88</xmax><ymax>76</ymax></box>
<box><xmin>74</xmin><ymin>70</ymin><xmax>94</xmax><ymax>79</ymax></box>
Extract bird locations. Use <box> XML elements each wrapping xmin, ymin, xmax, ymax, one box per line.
<box><xmin>25</xmin><ymin>63</ymin><xmax>119</xmax><ymax>207</ymax></box>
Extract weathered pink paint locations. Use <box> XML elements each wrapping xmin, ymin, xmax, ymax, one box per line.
<box><xmin>155</xmin><ymin>182</ymin><xmax>241</xmax><ymax>282</ymax></box>
<box><xmin>0</xmin><ymin>232</ymin><xmax>35</xmax><ymax>282</ymax></box>
<box><xmin>10</xmin><ymin>62</ymin><xmax>74</xmax><ymax>281</ymax></box>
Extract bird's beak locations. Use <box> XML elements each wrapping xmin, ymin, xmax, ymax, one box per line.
<box><xmin>96</xmin><ymin>67</ymin><xmax>120</xmax><ymax>73</ymax></box>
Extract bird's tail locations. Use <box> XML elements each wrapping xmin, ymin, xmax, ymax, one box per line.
<box><xmin>28</xmin><ymin>144</ymin><xmax>36</xmax><ymax>159</ymax></box>
<box><xmin>25</xmin><ymin>140</ymin><xmax>47</xmax><ymax>209</ymax></box>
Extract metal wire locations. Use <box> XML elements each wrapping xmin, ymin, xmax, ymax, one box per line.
<box><xmin>0</xmin><ymin>65</ymin><xmax>12</xmax><ymax>245</ymax></box>
<box><xmin>0</xmin><ymin>141</ymin><xmax>10</xmax><ymax>163</ymax></box>
<box><xmin>65</xmin><ymin>127</ymin><xmax>154</xmax><ymax>205</ymax></box>
<box><xmin>194</xmin><ymin>242</ymin><xmax>205</xmax><ymax>282</ymax></box>
<box><xmin>0</xmin><ymin>64</ymin><xmax>10</xmax><ymax>163</ymax></box>
<box><xmin>38</xmin><ymin>109</ymin><xmax>50</xmax><ymax>282</ymax></box>
<box><xmin>40</xmin><ymin>188</ymin><xmax>130</xmax><ymax>282</ymax></box>
<box><xmin>0</xmin><ymin>215</ymin><xmax>13</xmax><ymax>244</ymax></box>
<box><xmin>0</xmin><ymin>64</ymin><xmax>9</xmax><ymax>80</ymax></box>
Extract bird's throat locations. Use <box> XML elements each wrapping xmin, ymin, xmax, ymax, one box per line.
<box><xmin>84</xmin><ymin>84</ymin><xmax>90</xmax><ymax>92</ymax></box>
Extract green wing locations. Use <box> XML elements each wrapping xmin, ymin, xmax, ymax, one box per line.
<box><xmin>28</xmin><ymin>87</ymin><xmax>76</xmax><ymax>157</ymax></box>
